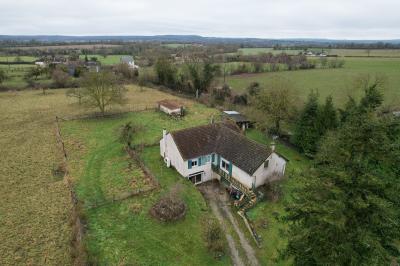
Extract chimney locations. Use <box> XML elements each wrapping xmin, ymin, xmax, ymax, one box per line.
<box><xmin>270</xmin><ymin>141</ymin><xmax>276</xmax><ymax>152</ymax></box>
<box><xmin>163</xmin><ymin>128</ymin><xmax>167</xmax><ymax>138</ymax></box>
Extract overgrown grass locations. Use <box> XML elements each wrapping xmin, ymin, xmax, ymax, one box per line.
<box><xmin>61</xmin><ymin>102</ymin><xmax>228</xmax><ymax>264</ymax></box>
<box><xmin>244</xmin><ymin>129</ymin><xmax>310</xmax><ymax>265</ymax></box>
<box><xmin>0</xmin><ymin>85</ymin><xmax>206</xmax><ymax>265</ymax></box>
<box><xmin>79</xmin><ymin>54</ymin><xmax>131</xmax><ymax>65</ymax></box>
<box><xmin>225</xmin><ymin>57</ymin><xmax>400</xmax><ymax>107</ymax></box>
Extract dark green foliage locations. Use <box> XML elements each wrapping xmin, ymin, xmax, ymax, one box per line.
<box><xmin>232</xmin><ymin>94</ymin><xmax>248</xmax><ymax>105</ymax></box>
<box><xmin>292</xmin><ymin>91</ymin><xmax>321</xmax><ymax>155</ymax></box>
<box><xmin>247</xmin><ymin>81</ymin><xmax>261</xmax><ymax>96</ymax></box>
<box><xmin>118</xmin><ymin>122</ymin><xmax>139</xmax><ymax>149</ymax></box>
<box><xmin>211</xmin><ymin>84</ymin><xmax>231</xmax><ymax>105</ymax></box>
<box><xmin>318</xmin><ymin>96</ymin><xmax>338</xmax><ymax>135</ymax></box>
<box><xmin>187</xmin><ymin>62</ymin><xmax>219</xmax><ymax>97</ymax></box>
<box><xmin>284</xmin><ymin>91</ymin><xmax>400</xmax><ymax>265</ymax></box>
<box><xmin>0</xmin><ymin>69</ymin><xmax>7</xmax><ymax>84</ymax></box>
<box><xmin>339</xmin><ymin>96</ymin><xmax>358</xmax><ymax>123</ymax></box>
<box><xmin>154</xmin><ymin>58</ymin><xmax>177</xmax><ymax>88</ymax></box>
<box><xmin>204</xmin><ymin>220</ymin><xmax>226</xmax><ymax>258</ymax></box>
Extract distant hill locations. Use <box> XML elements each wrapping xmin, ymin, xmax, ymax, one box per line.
<box><xmin>1</xmin><ymin>35</ymin><xmax>400</xmax><ymax>46</ymax></box>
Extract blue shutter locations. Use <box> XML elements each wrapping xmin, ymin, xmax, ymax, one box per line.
<box><xmin>229</xmin><ymin>162</ymin><xmax>233</xmax><ymax>176</ymax></box>
<box><xmin>217</xmin><ymin>155</ymin><xmax>221</xmax><ymax>166</ymax></box>
<box><xmin>212</xmin><ymin>154</ymin><xmax>215</xmax><ymax>164</ymax></box>
<box><xmin>198</xmin><ymin>157</ymin><xmax>202</xmax><ymax>166</ymax></box>
<box><xmin>188</xmin><ymin>160</ymin><xmax>192</xmax><ymax>169</ymax></box>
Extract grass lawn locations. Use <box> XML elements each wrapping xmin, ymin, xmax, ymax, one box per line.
<box><xmin>244</xmin><ymin>129</ymin><xmax>311</xmax><ymax>265</ymax></box>
<box><xmin>79</xmin><ymin>54</ymin><xmax>131</xmax><ymax>65</ymax></box>
<box><xmin>61</xmin><ymin>103</ymin><xmax>229</xmax><ymax>264</ymax></box>
<box><xmin>0</xmin><ymin>85</ymin><xmax>212</xmax><ymax>264</ymax></box>
<box><xmin>0</xmin><ymin>55</ymin><xmax>38</xmax><ymax>63</ymax></box>
<box><xmin>225</xmin><ymin>57</ymin><xmax>400</xmax><ymax>107</ymax></box>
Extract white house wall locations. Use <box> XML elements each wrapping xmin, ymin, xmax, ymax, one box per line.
<box><xmin>160</xmin><ymin>134</ymin><xmax>186</xmax><ymax>177</ymax></box>
<box><xmin>253</xmin><ymin>153</ymin><xmax>287</xmax><ymax>187</ymax></box>
<box><xmin>161</xmin><ymin>131</ymin><xmax>287</xmax><ymax>188</ymax></box>
<box><xmin>231</xmin><ymin>164</ymin><xmax>254</xmax><ymax>189</ymax></box>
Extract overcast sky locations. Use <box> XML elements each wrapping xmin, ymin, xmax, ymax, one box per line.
<box><xmin>1</xmin><ymin>0</ymin><xmax>400</xmax><ymax>40</ymax></box>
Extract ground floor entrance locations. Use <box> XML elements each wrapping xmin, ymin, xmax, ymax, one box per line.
<box><xmin>188</xmin><ymin>172</ymin><xmax>203</xmax><ymax>184</ymax></box>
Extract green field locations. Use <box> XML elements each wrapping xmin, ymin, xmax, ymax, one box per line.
<box><xmin>0</xmin><ymin>55</ymin><xmax>38</xmax><ymax>63</ymax></box>
<box><xmin>60</xmin><ymin>102</ymin><xmax>230</xmax><ymax>264</ymax></box>
<box><xmin>235</xmin><ymin>48</ymin><xmax>400</xmax><ymax>57</ymax></box>
<box><xmin>224</xmin><ymin>57</ymin><xmax>400</xmax><ymax>107</ymax></box>
<box><xmin>79</xmin><ymin>54</ymin><xmax>131</xmax><ymax>65</ymax></box>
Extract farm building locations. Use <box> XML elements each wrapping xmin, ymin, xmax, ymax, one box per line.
<box><xmin>160</xmin><ymin>123</ymin><xmax>287</xmax><ymax>208</ymax></box>
<box><xmin>158</xmin><ymin>100</ymin><xmax>185</xmax><ymax>116</ymax></box>
<box><xmin>120</xmin><ymin>56</ymin><xmax>139</xmax><ymax>69</ymax></box>
<box><xmin>223</xmin><ymin>111</ymin><xmax>252</xmax><ymax>130</ymax></box>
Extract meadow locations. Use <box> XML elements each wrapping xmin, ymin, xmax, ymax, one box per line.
<box><xmin>236</xmin><ymin>47</ymin><xmax>400</xmax><ymax>57</ymax></box>
<box><xmin>0</xmin><ymin>85</ymin><xmax>203</xmax><ymax>265</ymax></box>
<box><xmin>224</xmin><ymin>57</ymin><xmax>400</xmax><ymax>107</ymax></box>
<box><xmin>79</xmin><ymin>54</ymin><xmax>130</xmax><ymax>65</ymax></box>
<box><xmin>60</xmin><ymin>100</ymin><xmax>231</xmax><ymax>264</ymax></box>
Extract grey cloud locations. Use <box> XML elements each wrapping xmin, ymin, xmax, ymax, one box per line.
<box><xmin>0</xmin><ymin>0</ymin><xmax>399</xmax><ymax>39</ymax></box>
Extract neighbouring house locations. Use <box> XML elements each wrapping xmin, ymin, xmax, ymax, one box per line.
<box><xmin>393</xmin><ymin>111</ymin><xmax>400</xmax><ymax>117</ymax></box>
<box><xmin>158</xmin><ymin>99</ymin><xmax>185</xmax><ymax>116</ymax></box>
<box><xmin>85</xmin><ymin>61</ymin><xmax>100</xmax><ymax>72</ymax></box>
<box><xmin>223</xmin><ymin>111</ymin><xmax>251</xmax><ymax>130</ymax></box>
<box><xmin>160</xmin><ymin>123</ymin><xmax>287</xmax><ymax>209</ymax></box>
<box><xmin>35</xmin><ymin>61</ymin><xmax>46</xmax><ymax>67</ymax></box>
<box><xmin>120</xmin><ymin>56</ymin><xmax>139</xmax><ymax>69</ymax></box>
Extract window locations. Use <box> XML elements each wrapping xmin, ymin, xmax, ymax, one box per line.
<box><xmin>221</xmin><ymin>160</ymin><xmax>229</xmax><ymax>171</ymax></box>
<box><xmin>264</xmin><ymin>160</ymin><xmax>269</xmax><ymax>168</ymax></box>
<box><xmin>191</xmin><ymin>160</ymin><xmax>198</xmax><ymax>167</ymax></box>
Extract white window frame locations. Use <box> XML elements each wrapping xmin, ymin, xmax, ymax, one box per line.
<box><xmin>191</xmin><ymin>160</ymin><xmax>198</xmax><ymax>167</ymax></box>
<box><xmin>220</xmin><ymin>159</ymin><xmax>229</xmax><ymax>173</ymax></box>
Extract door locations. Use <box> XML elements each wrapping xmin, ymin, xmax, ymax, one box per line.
<box><xmin>189</xmin><ymin>173</ymin><xmax>202</xmax><ymax>184</ymax></box>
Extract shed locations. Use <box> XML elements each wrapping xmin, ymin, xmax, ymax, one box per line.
<box><xmin>223</xmin><ymin>111</ymin><xmax>252</xmax><ymax>130</ymax></box>
<box><xmin>158</xmin><ymin>100</ymin><xmax>185</xmax><ymax>116</ymax></box>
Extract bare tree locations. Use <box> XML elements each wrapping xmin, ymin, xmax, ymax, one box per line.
<box><xmin>81</xmin><ymin>71</ymin><xmax>127</xmax><ymax>114</ymax></box>
<box><xmin>255</xmin><ymin>77</ymin><xmax>294</xmax><ymax>134</ymax></box>
<box><xmin>66</xmin><ymin>87</ymin><xmax>84</xmax><ymax>104</ymax></box>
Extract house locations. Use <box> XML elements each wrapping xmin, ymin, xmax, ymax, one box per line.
<box><xmin>158</xmin><ymin>100</ymin><xmax>185</xmax><ymax>116</ymax></box>
<box><xmin>160</xmin><ymin>123</ymin><xmax>287</xmax><ymax>203</ymax></box>
<box><xmin>223</xmin><ymin>111</ymin><xmax>251</xmax><ymax>130</ymax></box>
<box><xmin>120</xmin><ymin>56</ymin><xmax>138</xmax><ymax>69</ymax></box>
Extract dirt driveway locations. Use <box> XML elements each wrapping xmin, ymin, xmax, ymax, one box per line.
<box><xmin>198</xmin><ymin>181</ymin><xmax>260</xmax><ymax>266</ymax></box>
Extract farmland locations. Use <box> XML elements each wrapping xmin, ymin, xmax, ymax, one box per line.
<box><xmin>60</xmin><ymin>99</ymin><xmax>230</xmax><ymax>264</ymax></box>
<box><xmin>78</xmin><ymin>54</ymin><xmax>130</xmax><ymax>65</ymax></box>
<box><xmin>235</xmin><ymin>47</ymin><xmax>400</xmax><ymax>57</ymax></box>
<box><xmin>0</xmin><ymin>85</ymin><xmax>211</xmax><ymax>265</ymax></box>
<box><xmin>224</xmin><ymin>57</ymin><xmax>400</xmax><ymax>107</ymax></box>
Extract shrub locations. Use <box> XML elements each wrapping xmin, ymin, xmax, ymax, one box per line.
<box><xmin>150</xmin><ymin>185</ymin><xmax>186</xmax><ymax>222</ymax></box>
<box><xmin>203</xmin><ymin>220</ymin><xmax>225</xmax><ymax>258</ymax></box>
<box><xmin>232</xmin><ymin>94</ymin><xmax>248</xmax><ymax>105</ymax></box>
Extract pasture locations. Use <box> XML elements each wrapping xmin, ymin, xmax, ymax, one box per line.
<box><xmin>79</xmin><ymin>54</ymin><xmax>130</xmax><ymax>65</ymax></box>
<box><xmin>224</xmin><ymin>57</ymin><xmax>400</xmax><ymax>107</ymax></box>
<box><xmin>60</xmin><ymin>100</ymin><xmax>229</xmax><ymax>264</ymax></box>
<box><xmin>235</xmin><ymin>47</ymin><xmax>400</xmax><ymax>57</ymax></box>
<box><xmin>0</xmin><ymin>85</ymin><xmax>203</xmax><ymax>265</ymax></box>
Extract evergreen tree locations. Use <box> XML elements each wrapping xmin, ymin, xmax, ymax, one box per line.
<box><xmin>318</xmin><ymin>95</ymin><xmax>338</xmax><ymax>135</ymax></box>
<box><xmin>292</xmin><ymin>91</ymin><xmax>321</xmax><ymax>155</ymax></box>
<box><xmin>284</xmin><ymin>95</ymin><xmax>400</xmax><ymax>265</ymax></box>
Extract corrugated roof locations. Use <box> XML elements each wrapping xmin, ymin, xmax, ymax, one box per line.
<box><xmin>170</xmin><ymin>123</ymin><xmax>272</xmax><ymax>175</ymax></box>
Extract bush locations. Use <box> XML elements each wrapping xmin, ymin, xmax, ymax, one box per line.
<box><xmin>203</xmin><ymin>220</ymin><xmax>225</xmax><ymax>258</ymax></box>
<box><xmin>263</xmin><ymin>180</ymin><xmax>283</xmax><ymax>202</ymax></box>
<box><xmin>150</xmin><ymin>185</ymin><xmax>186</xmax><ymax>222</ymax></box>
<box><xmin>247</xmin><ymin>81</ymin><xmax>261</xmax><ymax>96</ymax></box>
<box><xmin>52</xmin><ymin>69</ymin><xmax>71</xmax><ymax>88</ymax></box>
<box><xmin>232</xmin><ymin>94</ymin><xmax>248</xmax><ymax>105</ymax></box>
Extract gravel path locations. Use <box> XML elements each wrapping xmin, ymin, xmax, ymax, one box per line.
<box><xmin>199</xmin><ymin>182</ymin><xmax>260</xmax><ymax>266</ymax></box>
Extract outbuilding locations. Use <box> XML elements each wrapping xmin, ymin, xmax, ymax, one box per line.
<box><xmin>158</xmin><ymin>99</ymin><xmax>185</xmax><ymax>116</ymax></box>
